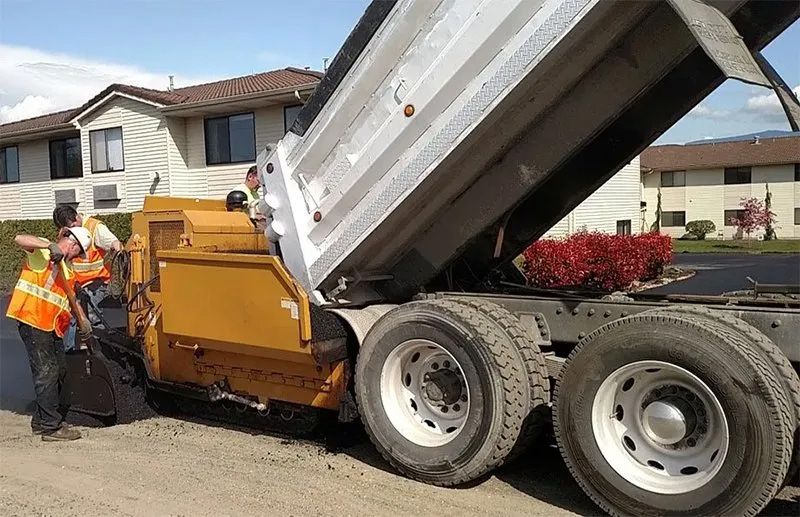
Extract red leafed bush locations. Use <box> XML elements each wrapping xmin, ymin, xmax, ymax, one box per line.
<box><xmin>522</xmin><ymin>231</ymin><xmax>672</xmax><ymax>291</ymax></box>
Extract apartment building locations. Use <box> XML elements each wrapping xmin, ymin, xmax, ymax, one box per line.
<box><xmin>0</xmin><ymin>68</ymin><xmax>322</xmax><ymax>220</ymax></box>
<box><xmin>641</xmin><ymin>134</ymin><xmax>800</xmax><ymax>239</ymax></box>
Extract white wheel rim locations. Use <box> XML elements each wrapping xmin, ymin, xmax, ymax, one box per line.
<box><xmin>591</xmin><ymin>360</ymin><xmax>729</xmax><ymax>494</ymax></box>
<box><xmin>380</xmin><ymin>339</ymin><xmax>470</xmax><ymax>447</ymax></box>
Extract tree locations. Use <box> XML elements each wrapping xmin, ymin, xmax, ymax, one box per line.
<box><xmin>685</xmin><ymin>220</ymin><xmax>716</xmax><ymax>240</ymax></box>
<box><xmin>730</xmin><ymin>197</ymin><xmax>776</xmax><ymax>240</ymax></box>
<box><xmin>763</xmin><ymin>183</ymin><xmax>777</xmax><ymax>240</ymax></box>
<box><xmin>650</xmin><ymin>187</ymin><xmax>662</xmax><ymax>233</ymax></box>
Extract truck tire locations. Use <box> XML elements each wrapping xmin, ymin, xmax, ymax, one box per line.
<box><xmin>554</xmin><ymin>312</ymin><xmax>794</xmax><ymax>516</ymax></box>
<box><xmin>446</xmin><ymin>297</ymin><xmax>550</xmax><ymax>459</ymax></box>
<box><xmin>355</xmin><ymin>299</ymin><xmax>529</xmax><ymax>486</ymax></box>
<box><xmin>647</xmin><ymin>304</ymin><xmax>800</xmax><ymax>487</ymax></box>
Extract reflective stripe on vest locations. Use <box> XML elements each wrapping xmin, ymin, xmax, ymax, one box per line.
<box><xmin>14</xmin><ymin>278</ymin><xmax>69</xmax><ymax>310</ymax></box>
<box><xmin>5</xmin><ymin>253</ymin><xmax>72</xmax><ymax>337</ymax></box>
<box><xmin>72</xmin><ymin>217</ymin><xmax>112</xmax><ymax>286</ymax></box>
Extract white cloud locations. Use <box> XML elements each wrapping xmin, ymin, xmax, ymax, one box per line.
<box><xmin>0</xmin><ymin>44</ymin><xmax>217</xmax><ymax>123</ymax></box>
<box><xmin>687</xmin><ymin>103</ymin><xmax>730</xmax><ymax>120</ymax></box>
<box><xmin>0</xmin><ymin>95</ymin><xmax>57</xmax><ymax>122</ymax></box>
<box><xmin>744</xmin><ymin>84</ymin><xmax>800</xmax><ymax>122</ymax></box>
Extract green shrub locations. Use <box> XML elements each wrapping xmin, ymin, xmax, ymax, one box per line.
<box><xmin>685</xmin><ymin>220</ymin><xmax>716</xmax><ymax>240</ymax></box>
<box><xmin>0</xmin><ymin>213</ymin><xmax>132</xmax><ymax>293</ymax></box>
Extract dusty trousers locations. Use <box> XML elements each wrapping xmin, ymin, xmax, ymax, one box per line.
<box><xmin>18</xmin><ymin>323</ymin><xmax>68</xmax><ymax>433</ymax></box>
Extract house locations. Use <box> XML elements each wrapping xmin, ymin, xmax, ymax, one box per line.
<box><xmin>0</xmin><ymin>68</ymin><xmax>322</xmax><ymax>220</ymax></box>
<box><xmin>543</xmin><ymin>157</ymin><xmax>642</xmax><ymax>237</ymax></box>
<box><xmin>641</xmin><ymin>134</ymin><xmax>800</xmax><ymax>239</ymax></box>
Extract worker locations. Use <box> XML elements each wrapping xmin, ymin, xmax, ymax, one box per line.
<box><xmin>232</xmin><ymin>165</ymin><xmax>262</xmax><ymax>210</ymax></box>
<box><xmin>6</xmin><ymin>226</ymin><xmax>92</xmax><ymax>441</ymax></box>
<box><xmin>52</xmin><ymin>205</ymin><xmax>122</xmax><ymax>350</ymax></box>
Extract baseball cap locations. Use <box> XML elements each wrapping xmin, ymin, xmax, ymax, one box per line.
<box><xmin>66</xmin><ymin>227</ymin><xmax>91</xmax><ymax>258</ymax></box>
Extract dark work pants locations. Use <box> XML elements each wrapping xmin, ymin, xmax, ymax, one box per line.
<box><xmin>18</xmin><ymin>322</ymin><xmax>68</xmax><ymax>433</ymax></box>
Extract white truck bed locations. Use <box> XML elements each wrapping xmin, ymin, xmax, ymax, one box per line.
<box><xmin>259</xmin><ymin>0</ymin><xmax>796</xmax><ymax>303</ymax></box>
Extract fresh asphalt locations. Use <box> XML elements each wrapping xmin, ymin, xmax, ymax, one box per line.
<box><xmin>645</xmin><ymin>252</ymin><xmax>800</xmax><ymax>295</ymax></box>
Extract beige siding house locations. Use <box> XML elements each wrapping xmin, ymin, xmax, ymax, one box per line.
<box><xmin>641</xmin><ymin>135</ymin><xmax>800</xmax><ymax>239</ymax></box>
<box><xmin>0</xmin><ymin>68</ymin><xmax>321</xmax><ymax>220</ymax></box>
<box><xmin>544</xmin><ymin>157</ymin><xmax>642</xmax><ymax>237</ymax></box>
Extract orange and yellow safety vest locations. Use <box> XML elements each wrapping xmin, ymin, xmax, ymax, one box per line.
<box><xmin>6</xmin><ymin>248</ymin><xmax>73</xmax><ymax>337</ymax></box>
<box><xmin>72</xmin><ymin>217</ymin><xmax>112</xmax><ymax>286</ymax></box>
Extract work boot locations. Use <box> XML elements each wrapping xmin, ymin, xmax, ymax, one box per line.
<box><xmin>32</xmin><ymin>421</ymin><xmax>72</xmax><ymax>436</ymax></box>
<box><xmin>41</xmin><ymin>426</ymin><xmax>82</xmax><ymax>442</ymax></box>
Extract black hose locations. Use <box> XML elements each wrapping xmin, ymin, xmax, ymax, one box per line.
<box><xmin>109</xmin><ymin>250</ymin><xmax>131</xmax><ymax>300</ymax></box>
<box><xmin>127</xmin><ymin>275</ymin><xmax>160</xmax><ymax>313</ymax></box>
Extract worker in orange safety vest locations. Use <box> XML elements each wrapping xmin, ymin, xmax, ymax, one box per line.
<box><xmin>52</xmin><ymin>205</ymin><xmax>122</xmax><ymax>351</ymax></box>
<box><xmin>6</xmin><ymin>226</ymin><xmax>92</xmax><ymax>441</ymax></box>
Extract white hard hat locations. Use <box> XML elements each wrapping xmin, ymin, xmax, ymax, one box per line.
<box><xmin>66</xmin><ymin>226</ymin><xmax>92</xmax><ymax>258</ymax></box>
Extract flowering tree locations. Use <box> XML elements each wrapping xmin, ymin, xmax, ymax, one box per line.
<box><xmin>730</xmin><ymin>197</ymin><xmax>776</xmax><ymax>240</ymax></box>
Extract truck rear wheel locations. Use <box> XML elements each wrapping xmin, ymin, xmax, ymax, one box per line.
<box><xmin>554</xmin><ymin>312</ymin><xmax>793</xmax><ymax>516</ymax></box>
<box><xmin>355</xmin><ymin>299</ymin><xmax>529</xmax><ymax>486</ymax></box>
<box><xmin>648</xmin><ymin>304</ymin><xmax>800</xmax><ymax>487</ymax></box>
<box><xmin>446</xmin><ymin>297</ymin><xmax>550</xmax><ymax>459</ymax></box>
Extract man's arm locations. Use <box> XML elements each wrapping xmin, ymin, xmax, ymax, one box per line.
<box><xmin>15</xmin><ymin>234</ymin><xmax>64</xmax><ymax>262</ymax></box>
<box><xmin>93</xmin><ymin>222</ymin><xmax>122</xmax><ymax>252</ymax></box>
<box><xmin>14</xmin><ymin>234</ymin><xmax>50</xmax><ymax>252</ymax></box>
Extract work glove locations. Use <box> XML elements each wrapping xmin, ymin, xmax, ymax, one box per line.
<box><xmin>78</xmin><ymin>324</ymin><xmax>93</xmax><ymax>344</ymax></box>
<box><xmin>48</xmin><ymin>243</ymin><xmax>65</xmax><ymax>263</ymax></box>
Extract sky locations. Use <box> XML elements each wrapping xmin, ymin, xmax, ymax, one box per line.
<box><xmin>0</xmin><ymin>0</ymin><xmax>797</xmax><ymax>144</ymax></box>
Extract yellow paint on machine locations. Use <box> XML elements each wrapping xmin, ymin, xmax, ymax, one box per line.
<box><xmin>126</xmin><ymin>196</ymin><xmax>346</xmax><ymax>411</ymax></box>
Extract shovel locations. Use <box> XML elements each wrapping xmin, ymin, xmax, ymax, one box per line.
<box><xmin>56</xmin><ymin>266</ymin><xmax>117</xmax><ymax>419</ymax></box>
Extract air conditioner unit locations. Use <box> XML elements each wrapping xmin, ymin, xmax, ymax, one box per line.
<box><xmin>54</xmin><ymin>189</ymin><xmax>78</xmax><ymax>206</ymax></box>
<box><xmin>93</xmin><ymin>184</ymin><xmax>120</xmax><ymax>202</ymax></box>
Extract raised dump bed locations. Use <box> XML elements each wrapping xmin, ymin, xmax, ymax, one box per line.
<box><xmin>260</xmin><ymin>0</ymin><xmax>797</xmax><ymax>303</ymax></box>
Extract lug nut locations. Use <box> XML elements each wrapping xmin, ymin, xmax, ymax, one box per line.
<box><xmin>443</xmin><ymin>360</ymin><xmax>450</xmax><ymax>368</ymax></box>
<box><xmin>453</xmin><ymin>404</ymin><xmax>461</xmax><ymax>412</ymax></box>
<box><xmin>461</xmin><ymin>395</ymin><xmax>467</xmax><ymax>402</ymax></box>
<box><xmin>687</xmin><ymin>438</ymin><xmax>696</xmax><ymax>447</ymax></box>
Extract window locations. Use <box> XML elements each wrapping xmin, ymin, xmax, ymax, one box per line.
<box><xmin>724</xmin><ymin>209</ymin><xmax>745</xmax><ymax>226</ymax></box>
<box><xmin>795</xmin><ymin>163</ymin><xmax>799</xmax><ymax>182</ymax></box>
<box><xmin>795</xmin><ymin>208</ymin><xmax>800</xmax><ymax>225</ymax></box>
<box><xmin>661</xmin><ymin>211</ymin><xmax>686</xmax><ymax>227</ymax></box>
<box><xmin>616</xmin><ymin>219</ymin><xmax>632</xmax><ymax>235</ymax></box>
<box><xmin>49</xmin><ymin>138</ymin><xmax>82</xmax><ymax>179</ymax></box>
<box><xmin>90</xmin><ymin>127</ymin><xmax>124</xmax><ymax>172</ymax></box>
<box><xmin>284</xmin><ymin>105</ymin><xmax>303</xmax><ymax>133</ymax></box>
<box><xmin>204</xmin><ymin>113</ymin><xmax>255</xmax><ymax>165</ymax></box>
<box><xmin>724</xmin><ymin>166</ymin><xmax>751</xmax><ymax>185</ymax></box>
<box><xmin>661</xmin><ymin>170</ymin><xmax>685</xmax><ymax>187</ymax></box>
<box><xmin>0</xmin><ymin>146</ymin><xmax>19</xmax><ymax>184</ymax></box>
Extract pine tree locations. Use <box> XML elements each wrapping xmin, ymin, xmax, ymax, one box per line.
<box><xmin>763</xmin><ymin>183</ymin><xmax>776</xmax><ymax>240</ymax></box>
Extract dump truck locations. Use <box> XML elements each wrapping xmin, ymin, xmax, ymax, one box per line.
<box><xmin>65</xmin><ymin>1</ymin><xmax>800</xmax><ymax>515</ymax></box>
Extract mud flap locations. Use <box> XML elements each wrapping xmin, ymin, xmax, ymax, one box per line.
<box><xmin>65</xmin><ymin>350</ymin><xmax>116</xmax><ymax>418</ymax></box>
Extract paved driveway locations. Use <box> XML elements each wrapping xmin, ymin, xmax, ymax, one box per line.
<box><xmin>646</xmin><ymin>253</ymin><xmax>800</xmax><ymax>295</ymax></box>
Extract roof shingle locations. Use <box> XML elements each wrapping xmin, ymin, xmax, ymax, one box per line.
<box><xmin>1</xmin><ymin>68</ymin><xmax>322</xmax><ymax>137</ymax></box>
<box><xmin>0</xmin><ymin>108</ymin><xmax>76</xmax><ymax>136</ymax></box>
<box><xmin>641</xmin><ymin>134</ymin><xmax>800</xmax><ymax>172</ymax></box>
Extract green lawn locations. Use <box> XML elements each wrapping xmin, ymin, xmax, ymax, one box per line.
<box><xmin>673</xmin><ymin>239</ymin><xmax>800</xmax><ymax>254</ymax></box>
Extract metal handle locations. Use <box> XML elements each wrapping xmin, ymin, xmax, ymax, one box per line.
<box><xmin>56</xmin><ymin>265</ymin><xmax>93</xmax><ymax>352</ymax></box>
